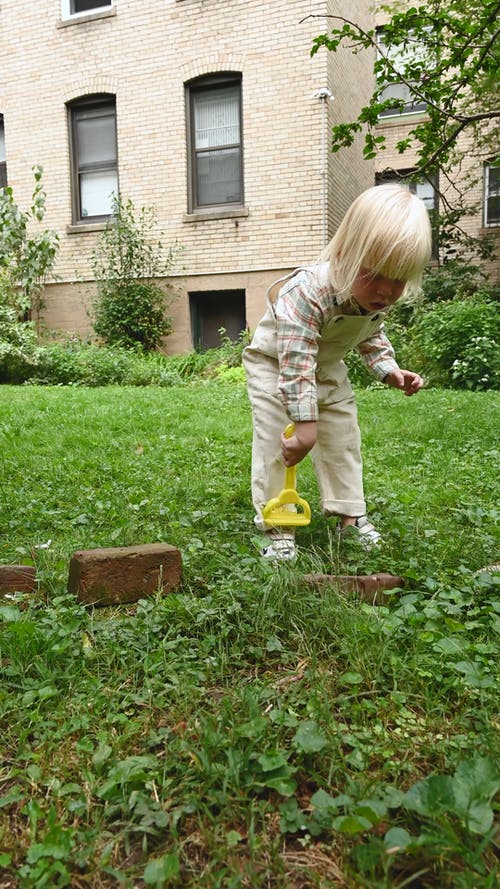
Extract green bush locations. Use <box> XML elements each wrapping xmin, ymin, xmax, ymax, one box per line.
<box><xmin>410</xmin><ymin>295</ymin><xmax>499</xmax><ymax>389</ymax></box>
<box><xmin>93</xmin><ymin>281</ymin><xmax>172</xmax><ymax>351</ymax></box>
<box><xmin>421</xmin><ymin>261</ymin><xmax>498</xmax><ymax>303</ymax></box>
<box><xmin>0</xmin><ymin>166</ymin><xmax>59</xmax><ymax>322</ymax></box>
<box><xmin>3</xmin><ymin>341</ymin><xmax>182</xmax><ymax>387</ymax></box>
<box><xmin>0</xmin><ymin>302</ymin><xmax>39</xmax><ymax>383</ymax></box>
<box><xmin>91</xmin><ymin>195</ymin><xmax>180</xmax><ymax>351</ymax></box>
<box><xmin>0</xmin><ymin>168</ymin><xmax>59</xmax><ymax>381</ymax></box>
<box><xmin>165</xmin><ymin>328</ymin><xmax>249</xmax><ymax>380</ymax></box>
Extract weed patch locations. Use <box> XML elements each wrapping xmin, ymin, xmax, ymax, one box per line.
<box><xmin>0</xmin><ymin>383</ymin><xmax>498</xmax><ymax>887</ymax></box>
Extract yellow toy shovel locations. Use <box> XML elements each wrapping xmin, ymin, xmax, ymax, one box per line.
<box><xmin>262</xmin><ymin>423</ymin><xmax>311</xmax><ymax>527</ymax></box>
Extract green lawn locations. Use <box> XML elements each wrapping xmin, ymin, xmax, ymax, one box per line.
<box><xmin>0</xmin><ymin>382</ymin><xmax>499</xmax><ymax>888</ymax></box>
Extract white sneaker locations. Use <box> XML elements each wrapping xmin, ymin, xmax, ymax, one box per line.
<box><xmin>338</xmin><ymin>515</ymin><xmax>382</xmax><ymax>549</ymax></box>
<box><xmin>261</xmin><ymin>529</ymin><xmax>297</xmax><ymax>561</ymax></box>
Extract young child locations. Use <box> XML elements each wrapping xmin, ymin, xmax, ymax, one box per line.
<box><xmin>243</xmin><ymin>183</ymin><xmax>432</xmax><ymax>560</ymax></box>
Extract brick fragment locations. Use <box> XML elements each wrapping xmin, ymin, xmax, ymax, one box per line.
<box><xmin>0</xmin><ymin>565</ymin><xmax>37</xmax><ymax>595</ymax></box>
<box><xmin>68</xmin><ymin>544</ymin><xmax>182</xmax><ymax>606</ymax></box>
<box><xmin>303</xmin><ymin>573</ymin><xmax>404</xmax><ymax>606</ymax></box>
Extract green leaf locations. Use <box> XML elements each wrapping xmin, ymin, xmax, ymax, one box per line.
<box><xmin>258</xmin><ymin>752</ymin><xmax>289</xmax><ymax>772</ymax></box>
<box><xmin>310</xmin><ymin>789</ymin><xmax>351</xmax><ymax>811</ymax></box>
<box><xmin>0</xmin><ymin>786</ymin><xmax>24</xmax><ymax>809</ymax></box>
<box><xmin>264</xmin><ymin>774</ymin><xmax>297</xmax><ymax>796</ymax></box>
<box><xmin>384</xmin><ymin>827</ymin><xmax>414</xmax><ymax>852</ymax></box>
<box><xmin>27</xmin><ymin>842</ymin><xmax>69</xmax><ymax>863</ymax></box>
<box><xmin>354</xmin><ymin>799</ymin><xmax>388</xmax><ymax>824</ymax></box>
<box><xmin>340</xmin><ymin>671</ymin><xmax>364</xmax><ymax>685</ymax></box>
<box><xmin>0</xmin><ymin>605</ymin><xmax>22</xmax><ymax>622</ymax></box>
<box><xmin>453</xmin><ymin>660</ymin><xmax>495</xmax><ymax>688</ymax></box>
<box><xmin>432</xmin><ymin>635</ymin><xmax>468</xmax><ymax>654</ymax></box>
<box><xmin>332</xmin><ymin>814</ymin><xmax>373</xmax><ymax>834</ymax></box>
<box><xmin>452</xmin><ymin>757</ymin><xmax>500</xmax><ymax>834</ymax></box>
<box><xmin>225</xmin><ymin>830</ymin><xmax>243</xmax><ymax>847</ymax></box>
<box><xmin>143</xmin><ymin>853</ymin><xmax>180</xmax><ymax>887</ymax></box>
<box><xmin>403</xmin><ymin>775</ymin><xmax>455</xmax><ymax>817</ymax></box>
<box><xmin>293</xmin><ymin>720</ymin><xmax>328</xmax><ymax>754</ymax></box>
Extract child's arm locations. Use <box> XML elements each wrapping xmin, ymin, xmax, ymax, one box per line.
<box><xmin>358</xmin><ymin>327</ymin><xmax>423</xmax><ymax>395</ymax></box>
<box><xmin>274</xmin><ymin>269</ymin><xmax>328</xmax><ymax>423</ymax></box>
<box><xmin>357</xmin><ymin>324</ymin><xmax>400</xmax><ymax>381</ymax></box>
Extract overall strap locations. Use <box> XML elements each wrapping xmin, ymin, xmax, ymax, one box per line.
<box><xmin>266</xmin><ymin>268</ymin><xmax>304</xmax><ymax>309</ymax></box>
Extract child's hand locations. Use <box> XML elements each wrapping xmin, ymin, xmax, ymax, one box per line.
<box><xmin>281</xmin><ymin>421</ymin><xmax>317</xmax><ymax>466</ymax></box>
<box><xmin>385</xmin><ymin>368</ymin><xmax>424</xmax><ymax>396</ymax></box>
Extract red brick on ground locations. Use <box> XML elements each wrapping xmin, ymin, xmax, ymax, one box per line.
<box><xmin>0</xmin><ymin>565</ymin><xmax>37</xmax><ymax>595</ymax></box>
<box><xmin>68</xmin><ymin>543</ymin><xmax>182</xmax><ymax>606</ymax></box>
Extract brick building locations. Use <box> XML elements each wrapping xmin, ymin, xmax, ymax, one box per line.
<box><xmin>0</xmin><ymin>1</ymin><xmax>497</xmax><ymax>353</ymax></box>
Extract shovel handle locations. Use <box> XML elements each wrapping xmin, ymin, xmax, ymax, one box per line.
<box><xmin>283</xmin><ymin>423</ymin><xmax>297</xmax><ymax>487</ymax></box>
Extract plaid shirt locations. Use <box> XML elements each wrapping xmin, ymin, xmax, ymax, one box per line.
<box><xmin>273</xmin><ymin>265</ymin><xmax>399</xmax><ymax>421</ymax></box>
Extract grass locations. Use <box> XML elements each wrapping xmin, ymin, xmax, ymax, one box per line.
<box><xmin>0</xmin><ymin>381</ymin><xmax>499</xmax><ymax>888</ymax></box>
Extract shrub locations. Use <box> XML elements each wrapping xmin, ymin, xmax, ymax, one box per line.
<box><xmin>0</xmin><ymin>168</ymin><xmax>59</xmax><ymax>380</ymax></box>
<box><xmin>0</xmin><ymin>166</ymin><xmax>59</xmax><ymax>322</ymax></box>
<box><xmin>164</xmin><ymin>328</ymin><xmax>249</xmax><ymax>380</ymax></box>
<box><xmin>410</xmin><ymin>295</ymin><xmax>499</xmax><ymax>389</ymax></box>
<box><xmin>91</xmin><ymin>195</ymin><xmax>180</xmax><ymax>351</ymax></box>
<box><xmin>4</xmin><ymin>341</ymin><xmax>183</xmax><ymax>387</ymax></box>
<box><xmin>421</xmin><ymin>261</ymin><xmax>497</xmax><ymax>304</ymax></box>
<box><xmin>93</xmin><ymin>281</ymin><xmax>172</xmax><ymax>351</ymax></box>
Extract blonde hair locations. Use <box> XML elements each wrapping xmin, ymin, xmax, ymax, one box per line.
<box><xmin>321</xmin><ymin>184</ymin><xmax>432</xmax><ymax>297</ymax></box>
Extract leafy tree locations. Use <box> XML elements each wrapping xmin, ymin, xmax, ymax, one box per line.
<box><xmin>0</xmin><ymin>167</ymin><xmax>59</xmax><ymax>379</ymax></box>
<box><xmin>92</xmin><ymin>195</ymin><xmax>181</xmax><ymax>351</ymax></box>
<box><xmin>306</xmin><ymin>0</ymin><xmax>500</xmax><ymax>258</ymax></box>
<box><xmin>0</xmin><ymin>165</ymin><xmax>59</xmax><ymax>322</ymax></box>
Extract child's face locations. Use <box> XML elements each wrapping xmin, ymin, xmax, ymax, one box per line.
<box><xmin>351</xmin><ymin>267</ymin><xmax>406</xmax><ymax>313</ymax></box>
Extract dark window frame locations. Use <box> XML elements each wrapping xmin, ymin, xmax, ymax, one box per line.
<box><xmin>71</xmin><ymin>0</ymin><xmax>111</xmax><ymax>13</ymax></box>
<box><xmin>0</xmin><ymin>114</ymin><xmax>6</xmax><ymax>189</ymax></box>
<box><xmin>68</xmin><ymin>93</ymin><xmax>118</xmax><ymax>224</ymax></box>
<box><xmin>484</xmin><ymin>161</ymin><xmax>500</xmax><ymax>227</ymax></box>
<box><xmin>186</xmin><ymin>73</ymin><xmax>244</xmax><ymax>213</ymax></box>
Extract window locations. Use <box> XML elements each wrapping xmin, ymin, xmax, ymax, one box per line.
<box><xmin>62</xmin><ymin>0</ymin><xmax>111</xmax><ymax>16</ymax></box>
<box><xmin>68</xmin><ymin>95</ymin><xmax>118</xmax><ymax>223</ymax></box>
<box><xmin>376</xmin><ymin>170</ymin><xmax>438</xmax><ymax>257</ymax></box>
<box><xmin>376</xmin><ymin>30</ymin><xmax>427</xmax><ymax>117</ymax></box>
<box><xmin>187</xmin><ymin>74</ymin><xmax>243</xmax><ymax>211</ymax></box>
<box><xmin>0</xmin><ymin>116</ymin><xmax>6</xmax><ymax>189</ymax></box>
<box><xmin>189</xmin><ymin>290</ymin><xmax>246</xmax><ymax>350</ymax></box>
<box><xmin>484</xmin><ymin>162</ymin><xmax>500</xmax><ymax>227</ymax></box>
<box><xmin>72</xmin><ymin>0</ymin><xmax>111</xmax><ymax>10</ymax></box>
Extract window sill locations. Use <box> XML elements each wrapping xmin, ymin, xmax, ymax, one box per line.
<box><xmin>67</xmin><ymin>222</ymin><xmax>109</xmax><ymax>234</ymax></box>
<box><xmin>376</xmin><ymin>110</ymin><xmax>427</xmax><ymax>125</ymax></box>
<box><xmin>57</xmin><ymin>8</ymin><xmax>116</xmax><ymax>28</ymax></box>
<box><xmin>183</xmin><ymin>207</ymin><xmax>249</xmax><ymax>223</ymax></box>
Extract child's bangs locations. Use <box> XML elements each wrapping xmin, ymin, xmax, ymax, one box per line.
<box><xmin>365</xmin><ymin>232</ymin><xmax>428</xmax><ymax>284</ymax></box>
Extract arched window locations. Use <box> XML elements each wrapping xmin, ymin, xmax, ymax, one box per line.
<box><xmin>186</xmin><ymin>73</ymin><xmax>243</xmax><ymax>212</ymax></box>
<box><xmin>67</xmin><ymin>94</ymin><xmax>118</xmax><ymax>223</ymax></box>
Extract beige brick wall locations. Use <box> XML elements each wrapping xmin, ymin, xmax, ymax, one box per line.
<box><xmin>1</xmin><ymin>0</ymin><xmax>376</xmax><ymax>348</ymax></box>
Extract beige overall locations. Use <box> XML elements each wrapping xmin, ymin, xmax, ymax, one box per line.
<box><xmin>243</xmin><ymin>274</ymin><xmax>388</xmax><ymax>530</ymax></box>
